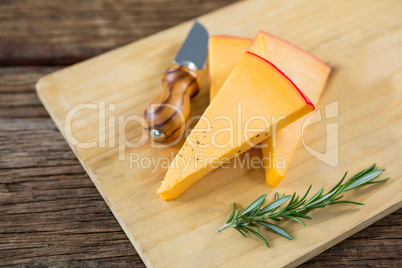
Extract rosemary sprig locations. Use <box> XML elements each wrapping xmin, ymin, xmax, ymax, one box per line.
<box><xmin>217</xmin><ymin>164</ymin><xmax>389</xmax><ymax>247</ymax></box>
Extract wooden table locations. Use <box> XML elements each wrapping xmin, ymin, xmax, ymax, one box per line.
<box><xmin>0</xmin><ymin>0</ymin><xmax>400</xmax><ymax>266</ymax></box>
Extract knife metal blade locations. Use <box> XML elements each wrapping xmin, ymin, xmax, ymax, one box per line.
<box><xmin>174</xmin><ymin>21</ymin><xmax>209</xmax><ymax>70</ymax></box>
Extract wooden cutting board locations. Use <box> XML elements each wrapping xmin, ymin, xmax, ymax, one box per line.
<box><xmin>36</xmin><ymin>0</ymin><xmax>401</xmax><ymax>267</ymax></box>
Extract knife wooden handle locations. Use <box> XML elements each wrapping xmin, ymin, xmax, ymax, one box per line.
<box><xmin>143</xmin><ymin>65</ymin><xmax>200</xmax><ymax>142</ymax></box>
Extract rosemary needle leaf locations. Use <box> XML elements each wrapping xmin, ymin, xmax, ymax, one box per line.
<box><xmin>292</xmin><ymin>212</ymin><xmax>312</xmax><ymax>220</ymax></box>
<box><xmin>344</xmin><ymin>169</ymin><xmax>384</xmax><ymax>191</ymax></box>
<box><xmin>329</xmin><ymin>172</ymin><xmax>347</xmax><ymax>193</ymax></box>
<box><xmin>254</xmin><ymin>224</ymin><xmax>261</xmax><ymax>233</ymax></box>
<box><xmin>291</xmin><ymin>185</ymin><xmax>312</xmax><ymax>208</ymax></box>
<box><xmin>217</xmin><ymin>164</ymin><xmax>389</xmax><ymax>248</ymax></box>
<box><xmin>363</xmin><ymin>177</ymin><xmax>390</xmax><ymax>185</ymax></box>
<box><xmin>258</xmin><ymin>221</ymin><xmax>294</xmax><ymax>240</ymax></box>
<box><xmin>308</xmin><ymin>204</ymin><xmax>328</xmax><ymax>209</ymax></box>
<box><xmin>332</xmin><ymin>195</ymin><xmax>344</xmax><ymax>201</ymax></box>
<box><xmin>258</xmin><ymin>195</ymin><xmax>291</xmax><ymax>215</ymax></box>
<box><xmin>243</xmin><ymin>227</ymin><xmax>270</xmax><ymax>248</ymax></box>
<box><xmin>226</xmin><ymin>203</ymin><xmax>236</xmax><ymax>223</ymax></box>
<box><xmin>240</xmin><ymin>194</ymin><xmax>266</xmax><ymax>217</ymax></box>
<box><xmin>283</xmin><ymin>193</ymin><xmax>296</xmax><ymax>211</ymax></box>
<box><xmin>330</xmin><ymin>200</ymin><xmax>364</xmax><ymax>205</ymax></box>
<box><xmin>349</xmin><ymin>163</ymin><xmax>376</xmax><ymax>182</ymax></box>
<box><xmin>235</xmin><ymin>227</ymin><xmax>247</xmax><ymax>238</ymax></box>
<box><xmin>305</xmin><ymin>188</ymin><xmax>324</xmax><ymax>205</ymax></box>
<box><xmin>307</xmin><ymin>189</ymin><xmax>337</xmax><ymax>207</ymax></box>
<box><xmin>300</xmin><ymin>185</ymin><xmax>312</xmax><ymax>200</ymax></box>
<box><xmin>235</xmin><ymin>209</ymin><xmax>242</xmax><ymax>219</ymax></box>
<box><xmin>270</xmin><ymin>217</ymin><xmax>281</xmax><ymax>222</ymax></box>
<box><xmin>284</xmin><ymin>215</ymin><xmax>306</xmax><ymax>226</ymax></box>
<box><xmin>239</xmin><ymin>226</ymin><xmax>249</xmax><ymax>233</ymax></box>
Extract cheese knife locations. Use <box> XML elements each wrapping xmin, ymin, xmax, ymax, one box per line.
<box><xmin>143</xmin><ymin>21</ymin><xmax>209</xmax><ymax>143</ymax></box>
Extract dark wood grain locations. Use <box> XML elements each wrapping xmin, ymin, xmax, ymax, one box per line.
<box><xmin>0</xmin><ymin>0</ymin><xmax>237</xmax><ymax>66</ymax></box>
<box><xmin>0</xmin><ymin>1</ymin><xmax>401</xmax><ymax>267</ymax></box>
<box><xmin>0</xmin><ymin>67</ymin><xmax>144</xmax><ymax>267</ymax></box>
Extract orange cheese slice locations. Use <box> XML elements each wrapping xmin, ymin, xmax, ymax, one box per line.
<box><xmin>208</xmin><ymin>35</ymin><xmax>252</xmax><ymax>100</ymax></box>
<box><xmin>248</xmin><ymin>32</ymin><xmax>330</xmax><ymax>187</ymax></box>
<box><xmin>158</xmin><ymin>52</ymin><xmax>314</xmax><ymax>200</ymax></box>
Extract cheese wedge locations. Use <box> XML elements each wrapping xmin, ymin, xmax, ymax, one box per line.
<box><xmin>248</xmin><ymin>32</ymin><xmax>330</xmax><ymax>187</ymax></box>
<box><xmin>208</xmin><ymin>35</ymin><xmax>252</xmax><ymax>100</ymax></box>
<box><xmin>157</xmin><ymin>52</ymin><xmax>314</xmax><ymax>200</ymax></box>
<box><xmin>208</xmin><ymin>32</ymin><xmax>330</xmax><ymax>187</ymax></box>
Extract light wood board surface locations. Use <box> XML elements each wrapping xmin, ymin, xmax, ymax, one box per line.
<box><xmin>36</xmin><ymin>0</ymin><xmax>402</xmax><ymax>267</ymax></box>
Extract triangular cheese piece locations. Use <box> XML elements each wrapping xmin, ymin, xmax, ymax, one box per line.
<box><xmin>158</xmin><ymin>52</ymin><xmax>314</xmax><ymax>200</ymax></box>
<box><xmin>208</xmin><ymin>35</ymin><xmax>252</xmax><ymax>100</ymax></box>
<box><xmin>248</xmin><ymin>31</ymin><xmax>330</xmax><ymax>187</ymax></box>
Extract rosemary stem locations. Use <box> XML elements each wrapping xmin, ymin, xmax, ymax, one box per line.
<box><xmin>217</xmin><ymin>223</ymin><xmax>234</xmax><ymax>233</ymax></box>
